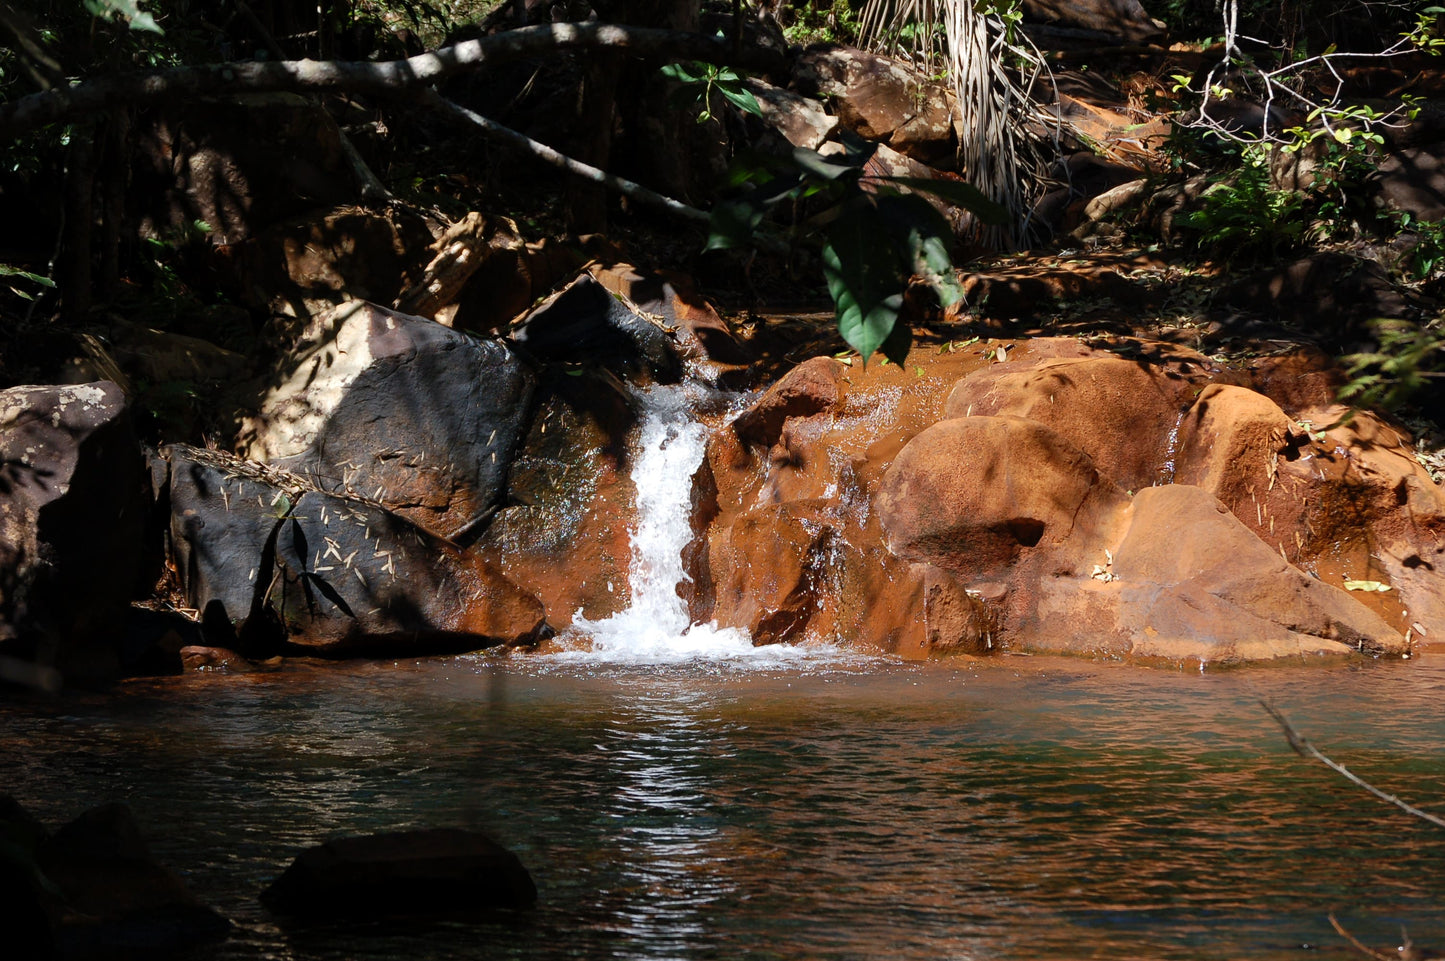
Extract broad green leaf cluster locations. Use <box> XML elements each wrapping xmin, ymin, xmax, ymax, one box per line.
<box><xmin>705</xmin><ymin>135</ymin><xmax>1005</xmax><ymax>365</ymax></box>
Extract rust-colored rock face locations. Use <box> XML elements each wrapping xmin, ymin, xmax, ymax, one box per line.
<box><xmin>944</xmin><ymin>348</ymin><xmax>1224</xmax><ymax>492</ymax></box>
<box><xmin>876</xmin><ymin>415</ymin><xmax>1127</xmax><ymax>579</ymax></box>
<box><xmin>476</xmin><ymin>369</ymin><xmax>637</xmax><ymax>627</ymax></box>
<box><xmin>697</xmin><ymin>345</ymin><xmax>997</xmax><ymax>655</ymax></box>
<box><xmin>696</xmin><ymin>333</ymin><xmax>1439</xmax><ymax>665</ymax></box>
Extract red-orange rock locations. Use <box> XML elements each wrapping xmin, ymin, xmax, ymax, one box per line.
<box><xmin>1108</xmin><ymin>485</ymin><xmax>1406</xmax><ymax>661</ymax></box>
<box><xmin>876</xmin><ymin>415</ymin><xmax>1127</xmax><ymax>579</ymax></box>
<box><xmin>944</xmin><ymin>350</ymin><xmax>1214</xmax><ymax>492</ymax></box>
<box><xmin>731</xmin><ymin>355</ymin><xmax>844</xmax><ymax>449</ymax></box>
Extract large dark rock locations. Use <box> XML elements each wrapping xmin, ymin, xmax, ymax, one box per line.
<box><xmin>164</xmin><ymin>445</ymin><xmax>302</xmax><ymax>650</ymax></box>
<box><xmin>1021</xmin><ymin>0</ymin><xmax>1165</xmax><ymax>43</ymax></box>
<box><xmin>240</xmin><ymin>302</ymin><xmax>536</xmax><ymax>542</ymax></box>
<box><xmin>262</xmin><ymin>829</ymin><xmax>536</xmax><ymax>918</ymax></box>
<box><xmin>1215</xmin><ymin>252</ymin><xmax>1424</xmax><ymax>340</ymax></box>
<box><xmin>1370</xmin><ymin>143</ymin><xmax>1445</xmax><ymax>222</ymax></box>
<box><xmin>509</xmin><ymin>273</ymin><xmax>684</xmax><ymax>382</ymax></box>
<box><xmin>0</xmin><ymin>382</ymin><xmax>151</xmax><ymax>681</ymax></box>
<box><xmin>163</xmin><ymin>445</ymin><xmax>546</xmax><ymax>657</ymax></box>
<box><xmin>269</xmin><ymin>489</ymin><xmax>546</xmax><ymax>655</ymax></box>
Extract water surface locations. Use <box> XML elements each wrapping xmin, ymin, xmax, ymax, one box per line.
<box><xmin>4</xmin><ymin>651</ymin><xmax>1445</xmax><ymax>960</ymax></box>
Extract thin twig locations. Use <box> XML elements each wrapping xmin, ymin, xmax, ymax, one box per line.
<box><xmin>1329</xmin><ymin>913</ymin><xmax>1396</xmax><ymax>961</ymax></box>
<box><xmin>1263</xmin><ymin>700</ymin><xmax>1445</xmax><ymax>830</ymax></box>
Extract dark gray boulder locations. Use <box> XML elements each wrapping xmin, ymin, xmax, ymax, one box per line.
<box><xmin>509</xmin><ymin>272</ymin><xmax>684</xmax><ymax>382</ymax></box>
<box><xmin>240</xmin><ymin>301</ymin><xmax>536</xmax><ymax>542</ymax></box>
<box><xmin>262</xmin><ymin>829</ymin><xmax>537</xmax><ymax>918</ymax></box>
<box><xmin>268</xmin><ymin>489</ymin><xmax>546</xmax><ymax>655</ymax></box>
<box><xmin>163</xmin><ymin>445</ymin><xmax>546</xmax><ymax>657</ymax></box>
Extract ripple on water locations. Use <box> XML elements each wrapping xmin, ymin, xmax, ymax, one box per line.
<box><xmin>4</xmin><ymin>654</ymin><xmax>1445</xmax><ymax>960</ymax></box>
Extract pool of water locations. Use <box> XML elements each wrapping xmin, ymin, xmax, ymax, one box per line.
<box><xmin>3</xmin><ymin>650</ymin><xmax>1445</xmax><ymax>960</ymax></box>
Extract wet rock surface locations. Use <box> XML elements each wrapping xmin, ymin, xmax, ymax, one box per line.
<box><xmin>695</xmin><ymin>335</ymin><xmax>1440</xmax><ymax>664</ymax></box>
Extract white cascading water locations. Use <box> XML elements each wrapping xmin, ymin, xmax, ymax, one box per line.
<box><xmin>565</xmin><ymin>382</ymin><xmax>816</xmax><ymax>664</ymax></box>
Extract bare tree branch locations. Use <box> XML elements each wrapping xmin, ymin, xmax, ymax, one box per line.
<box><xmin>424</xmin><ymin>90</ymin><xmax>711</xmax><ymax>226</ymax></box>
<box><xmin>1263</xmin><ymin>700</ymin><xmax>1445</xmax><ymax>830</ymax></box>
<box><xmin>0</xmin><ymin>22</ymin><xmax>786</xmax><ymax>137</ymax></box>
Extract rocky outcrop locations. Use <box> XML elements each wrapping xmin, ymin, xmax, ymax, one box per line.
<box><xmin>239</xmin><ymin>301</ymin><xmax>535</xmax><ymax>542</ymax></box>
<box><xmin>695</xmin><ymin>335</ymin><xmax>1440</xmax><ymax>664</ymax></box>
<box><xmin>877</xmin><ymin>418</ymin><xmax>1404</xmax><ymax>661</ymax></box>
<box><xmin>0</xmin><ymin>382</ymin><xmax>152</xmax><ymax>681</ymax></box>
<box><xmin>228</xmin><ymin>206</ymin><xmax>436</xmax><ymax>320</ymax></box>
<box><xmin>164</xmin><ymin>445</ymin><xmax>546</xmax><ymax>657</ymax></box>
<box><xmin>509</xmin><ymin>272</ymin><xmax>684</xmax><ymax>382</ymax></box>
<box><xmin>1021</xmin><ymin>0</ymin><xmax>1166</xmax><ymax>44</ymax></box>
<box><xmin>262</xmin><ymin>829</ymin><xmax>536</xmax><ymax>918</ymax></box>
<box><xmin>794</xmin><ymin>48</ymin><xmax>957</xmax><ymax>165</ymax></box>
<box><xmin>132</xmin><ymin>93</ymin><xmax>366</xmax><ymax>245</ymax></box>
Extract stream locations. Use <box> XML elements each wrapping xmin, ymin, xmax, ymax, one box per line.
<box><xmin>3</xmin><ymin>383</ymin><xmax>1444</xmax><ymax>959</ymax></box>
<box><xmin>4</xmin><ymin>655</ymin><xmax>1445</xmax><ymax>959</ymax></box>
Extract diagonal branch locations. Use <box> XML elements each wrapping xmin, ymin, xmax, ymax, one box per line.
<box><xmin>424</xmin><ymin>91</ymin><xmax>710</xmax><ymax>225</ymax></box>
<box><xmin>0</xmin><ymin>22</ymin><xmax>786</xmax><ymax>137</ymax></box>
<box><xmin>1263</xmin><ymin>700</ymin><xmax>1445</xmax><ymax>830</ymax></box>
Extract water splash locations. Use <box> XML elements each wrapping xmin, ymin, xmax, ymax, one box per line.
<box><xmin>563</xmin><ymin>382</ymin><xmax>829</xmax><ymax>666</ymax></box>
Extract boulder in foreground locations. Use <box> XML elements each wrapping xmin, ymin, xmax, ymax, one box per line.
<box><xmin>262</xmin><ymin>829</ymin><xmax>536</xmax><ymax>918</ymax></box>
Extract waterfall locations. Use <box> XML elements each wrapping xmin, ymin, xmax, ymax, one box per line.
<box><xmin>564</xmin><ymin>382</ymin><xmax>800</xmax><ymax>664</ymax></box>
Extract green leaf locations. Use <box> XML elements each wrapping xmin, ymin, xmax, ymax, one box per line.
<box><xmin>717</xmin><ymin>83</ymin><xmax>764</xmax><ymax>118</ymax></box>
<box><xmin>84</xmin><ymin>0</ymin><xmax>163</xmax><ymax>32</ymax></box>
<box><xmin>884</xmin><ymin>176</ymin><xmax>1009</xmax><ymax>225</ymax></box>
<box><xmin>0</xmin><ymin>265</ymin><xmax>55</xmax><ymax>287</ymax></box>
<box><xmin>821</xmin><ymin>207</ymin><xmax>907</xmax><ymax>363</ymax></box>
<box><xmin>705</xmin><ymin>197</ymin><xmax>767</xmax><ymax>252</ymax></box>
<box><xmin>791</xmin><ymin>146</ymin><xmax>862</xmax><ymax>182</ymax></box>
<box><xmin>660</xmin><ymin>62</ymin><xmax>707</xmax><ymax>84</ymax></box>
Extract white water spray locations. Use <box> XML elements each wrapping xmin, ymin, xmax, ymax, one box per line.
<box><xmin>565</xmin><ymin>383</ymin><xmax>822</xmax><ymax>665</ymax></box>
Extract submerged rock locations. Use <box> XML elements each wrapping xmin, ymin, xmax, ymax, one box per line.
<box><xmin>262</xmin><ymin>829</ymin><xmax>536</xmax><ymax>918</ymax></box>
<box><xmin>0</xmin><ymin>797</ymin><xmax>232</xmax><ymax>957</ymax></box>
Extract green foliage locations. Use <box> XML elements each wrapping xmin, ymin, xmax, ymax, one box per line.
<box><xmin>659</xmin><ymin>61</ymin><xmax>763</xmax><ymax>124</ymax></box>
<box><xmin>780</xmin><ymin>0</ymin><xmax>861</xmax><ymax>47</ymax></box>
<box><xmin>1337</xmin><ymin>317</ymin><xmax>1445</xmax><ymax>414</ymax></box>
<box><xmin>1182</xmin><ymin>148</ymin><xmax>1307</xmax><ymax>259</ymax></box>
<box><xmin>707</xmin><ymin>135</ymin><xmax>1005</xmax><ymax>364</ymax></box>
<box><xmin>0</xmin><ymin>264</ymin><xmax>55</xmax><ymax>302</ymax></box>
<box><xmin>1395</xmin><ymin>212</ymin><xmax>1445</xmax><ymax>282</ymax></box>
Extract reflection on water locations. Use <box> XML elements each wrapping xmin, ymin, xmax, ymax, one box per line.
<box><xmin>3</xmin><ymin>654</ymin><xmax>1445</xmax><ymax>960</ymax></box>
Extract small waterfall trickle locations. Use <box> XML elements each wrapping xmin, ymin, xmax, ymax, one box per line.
<box><xmin>565</xmin><ymin>381</ymin><xmax>762</xmax><ymax>663</ymax></box>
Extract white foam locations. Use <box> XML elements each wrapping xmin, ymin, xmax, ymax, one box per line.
<box><xmin>561</xmin><ymin>382</ymin><xmax>836</xmax><ymax>667</ymax></box>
